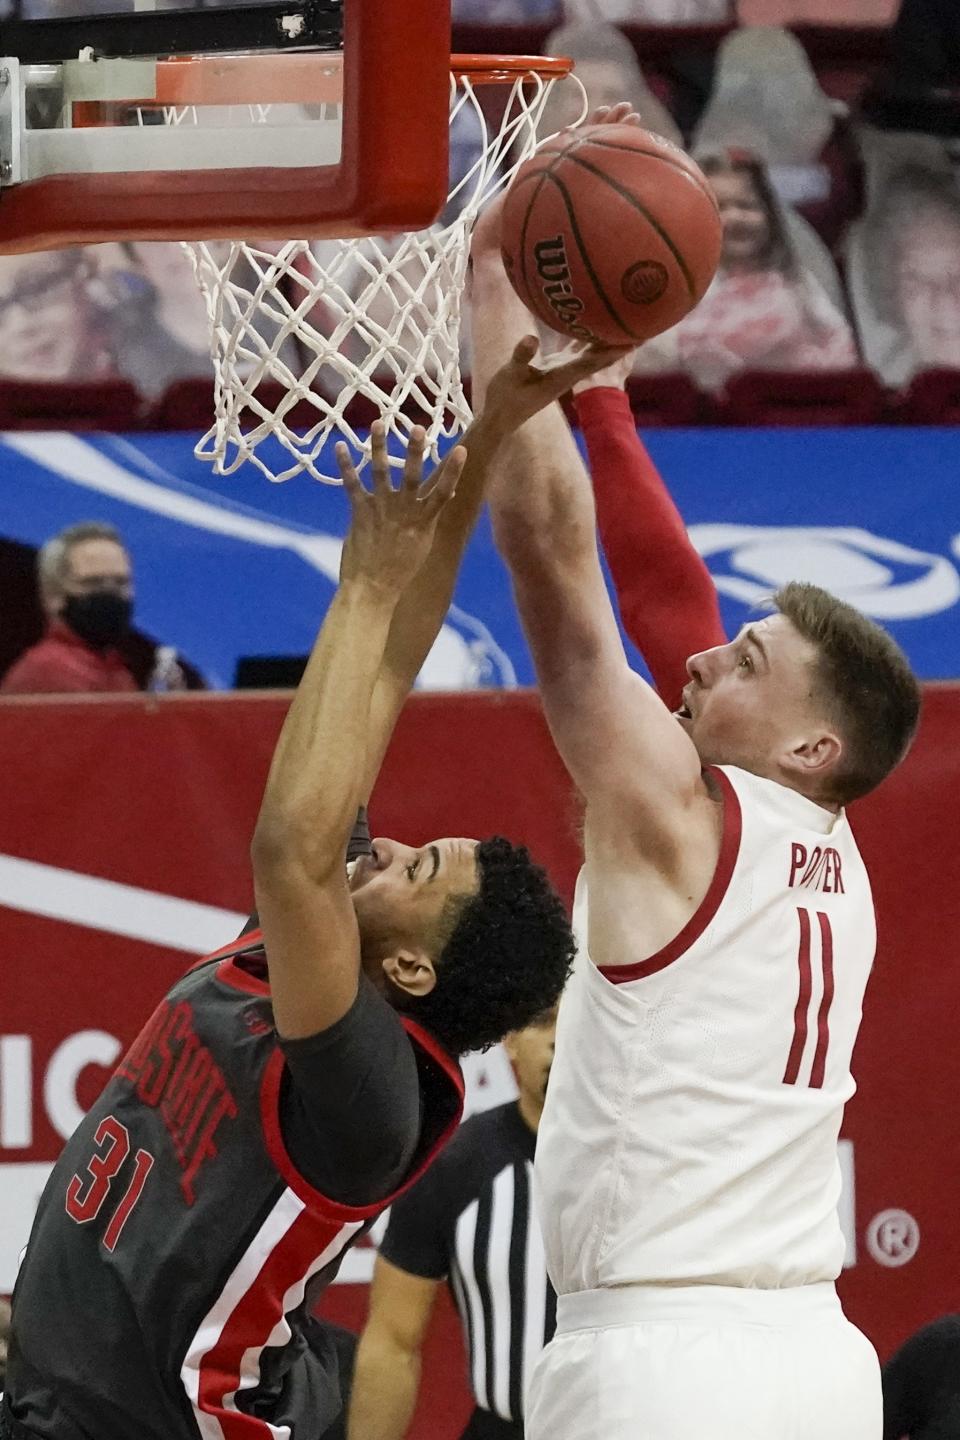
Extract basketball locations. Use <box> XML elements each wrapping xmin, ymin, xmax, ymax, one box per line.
<box><xmin>499</xmin><ymin>124</ymin><xmax>723</xmax><ymax>347</ymax></box>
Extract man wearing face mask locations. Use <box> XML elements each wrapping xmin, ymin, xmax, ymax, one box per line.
<box><xmin>1</xmin><ymin>520</ymin><xmax>186</xmax><ymax>695</ymax></box>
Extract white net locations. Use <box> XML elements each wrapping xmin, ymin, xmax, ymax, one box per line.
<box><xmin>176</xmin><ymin>64</ymin><xmax>584</xmax><ymax>483</ymax></box>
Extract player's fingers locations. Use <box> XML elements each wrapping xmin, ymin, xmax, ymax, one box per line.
<box><xmin>369</xmin><ymin>419</ymin><xmax>392</xmax><ymax>495</ymax></box>
<box><xmin>335</xmin><ymin>441</ymin><xmax>365</xmax><ymax>502</ymax></box>
<box><xmin>605</xmin><ymin>102</ymin><xmax>634</xmax><ymax>125</ymax></box>
<box><xmin>403</xmin><ymin>426</ymin><xmax>427</xmax><ymax>493</ymax></box>
<box><xmin>421</xmin><ymin>446</ymin><xmax>466</xmax><ymax>517</ymax></box>
<box><xmin>559</xmin><ymin>343</ymin><xmax>633</xmax><ymax>383</ymax></box>
<box><xmin>513</xmin><ymin>335</ymin><xmax>540</xmax><ymax>369</ymax></box>
<box><xmin>586</xmin><ymin>103</ymin><xmax>617</xmax><ymax>124</ymax></box>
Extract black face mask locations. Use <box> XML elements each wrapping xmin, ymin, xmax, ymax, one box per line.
<box><xmin>62</xmin><ymin>591</ymin><xmax>133</xmax><ymax>651</ymax></box>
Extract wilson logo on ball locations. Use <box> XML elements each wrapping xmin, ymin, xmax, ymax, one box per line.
<box><xmin>533</xmin><ymin>235</ymin><xmax>595</xmax><ymax>342</ymax></box>
<box><xmin>621</xmin><ymin>260</ymin><xmax>669</xmax><ymax>306</ymax></box>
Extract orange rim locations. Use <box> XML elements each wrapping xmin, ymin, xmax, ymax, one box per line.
<box><xmin>451</xmin><ymin>54</ymin><xmax>574</xmax><ymax>84</ymax></box>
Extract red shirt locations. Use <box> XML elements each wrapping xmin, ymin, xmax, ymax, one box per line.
<box><xmin>0</xmin><ymin>620</ymin><xmax>139</xmax><ymax>695</ymax></box>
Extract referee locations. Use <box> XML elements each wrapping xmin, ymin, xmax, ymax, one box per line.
<box><xmin>348</xmin><ymin>1009</ymin><xmax>558</xmax><ymax>1440</ymax></box>
<box><xmin>882</xmin><ymin>1314</ymin><xmax>960</xmax><ymax>1439</ymax></box>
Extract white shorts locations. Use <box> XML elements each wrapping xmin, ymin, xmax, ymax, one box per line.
<box><xmin>525</xmin><ymin>1283</ymin><xmax>881</xmax><ymax>1440</ymax></box>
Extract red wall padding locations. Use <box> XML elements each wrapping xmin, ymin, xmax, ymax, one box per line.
<box><xmin>1</xmin><ymin>687</ymin><xmax>959</xmax><ymax>1435</ymax></box>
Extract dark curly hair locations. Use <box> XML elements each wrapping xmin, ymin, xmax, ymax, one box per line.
<box><xmin>403</xmin><ymin>836</ymin><xmax>575</xmax><ymax>1057</ymax></box>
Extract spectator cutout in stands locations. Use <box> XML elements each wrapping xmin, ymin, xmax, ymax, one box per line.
<box><xmin>452</xmin><ymin>0</ymin><xmax>559</xmax><ymax>20</ymax></box>
<box><xmin>542</xmin><ymin>21</ymin><xmax>683</xmax><ymax>145</ymax></box>
<box><xmin>0</xmin><ymin>521</ymin><xmax>197</xmax><ymax>696</ymax></box>
<box><xmin>91</xmin><ymin>243</ymin><xmax>214</xmax><ymax>399</ymax></box>
<box><xmin>0</xmin><ymin>249</ymin><xmax>115</xmax><ymax>382</ymax></box>
<box><xmin>634</xmin><ymin>149</ymin><xmax>857</xmax><ymax>390</ymax></box>
<box><xmin>561</xmin><ymin>0</ymin><xmax>731</xmax><ymax>23</ymax></box>
<box><xmin>0</xmin><ymin>240</ymin><xmax>307</xmax><ymax>404</ymax></box>
<box><xmin>692</xmin><ymin>26</ymin><xmax>858</xmax><ymax>244</ymax></box>
<box><xmin>848</xmin><ymin>160</ymin><xmax>960</xmax><ymax>385</ymax></box>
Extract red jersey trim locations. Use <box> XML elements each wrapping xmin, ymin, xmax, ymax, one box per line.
<box><xmin>187</xmin><ymin>927</ymin><xmax>265</xmax><ymax>978</ymax></box>
<box><xmin>809</xmin><ymin>911</ymin><xmax>835</xmax><ymax>1091</ymax></box>
<box><xmin>193</xmin><ymin>926</ymin><xmax>464</xmax><ymax>1215</ymax></box>
<box><xmin>189</xmin><ymin>1197</ymin><xmax>359</xmax><ymax>1438</ymax></box>
<box><xmin>782</xmin><ymin>907</ymin><xmax>813</xmax><ymax>1085</ymax></box>
<box><xmin>214</xmin><ymin>957</ymin><xmax>269</xmax><ymax>995</ymax></box>
<box><xmin>259</xmin><ymin>1019</ymin><xmax>464</xmax><ymax>1223</ymax></box>
<box><xmin>598</xmin><ymin>766</ymin><xmax>743</xmax><ymax>985</ymax></box>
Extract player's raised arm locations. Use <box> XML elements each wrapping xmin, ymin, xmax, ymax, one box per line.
<box><xmin>359</xmin><ymin>335</ymin><xmax>634</xmax><ymax>797</ymax></box>
<box><xmin>251</xmin><ymin>424</ymin><xmax>464</xmax><ymax>1040</ymax></box>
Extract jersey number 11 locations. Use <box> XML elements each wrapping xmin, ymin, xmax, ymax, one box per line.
<box><xmin>782</xmin><ymin>907</ymin><xmax>835</xmax><ymax>1090</ymax></box>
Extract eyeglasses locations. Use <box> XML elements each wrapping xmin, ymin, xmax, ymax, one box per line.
<box><xmin>0</xmin><ymin>263</ymin><xmax>81</xmax><ymax>322</ymax></box>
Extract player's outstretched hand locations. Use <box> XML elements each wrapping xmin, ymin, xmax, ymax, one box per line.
<box><xmin>482</xmin><ymin>335</ymin><xmax>634</xmax><ymax>434</ymax></box>
<box><xmin>584</xmin><ymin>102</ymin><xmax>644</xmax><ymax>131</ymax></box>
<box><xmin>336</xmin><ymin>422</ymin><xmax>467</xmax><ymax>596</ymax></box>
<box><xmin>572</xmin><ymin>347</ymin><xmax>636</xmax><ymax>395</ymax></box>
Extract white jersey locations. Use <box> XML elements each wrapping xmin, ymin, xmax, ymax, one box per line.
<box><xmin>535</xmin><ymin>764</ymin><xmax>875</xmax><ymax>1294</ymax></box>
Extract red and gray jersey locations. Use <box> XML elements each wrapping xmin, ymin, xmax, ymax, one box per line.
<box><xmin>7</xmin><ymin>931</ymin><xmax>463</xmax><ymax>1440</ymax></box>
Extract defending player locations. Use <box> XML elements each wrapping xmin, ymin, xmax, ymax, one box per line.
<box><xmin>1</xmin><ymin>337</ymin><xmax>629</xmax><ymax>1440</ymax></box>
<box><xmin>472</xmin><ymin>106</ymin><xmax>921</xmax><ymax>1440</ymax></box>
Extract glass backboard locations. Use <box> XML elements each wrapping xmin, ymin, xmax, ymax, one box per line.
<box><xmin>0</xmin><ymin>0</ymin><xmax>452</xmax><ymax>250</ymax></box>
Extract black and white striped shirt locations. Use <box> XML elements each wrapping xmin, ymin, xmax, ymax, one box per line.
<box><xmin>379</xmin><ymin>1101</ymin><xmax>556</xmax><ymax>1424</ymax></box>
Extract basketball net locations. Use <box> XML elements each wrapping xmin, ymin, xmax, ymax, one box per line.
<box><xmin>172</xmin><ymin>62</ymin><xmax>583</xmax><ymax>483</ymax></box>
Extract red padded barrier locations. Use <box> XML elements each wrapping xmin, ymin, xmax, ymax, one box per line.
<box><xmin>0</xmin><ymin>687</ymin><xmax>958</xmax><ymax>1438</ymax></box>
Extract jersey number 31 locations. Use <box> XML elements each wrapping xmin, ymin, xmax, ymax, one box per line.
<box><xmin>65</xmin><ymin>1114</ymin><xmax>155</xmax><ymax>1252</ymax></box>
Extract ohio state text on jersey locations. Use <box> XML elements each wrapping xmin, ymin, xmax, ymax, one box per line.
<box><xmin>8</xmin><ymin>935</ymin><xmax>462</xmax><ymax>1440</ymax></box>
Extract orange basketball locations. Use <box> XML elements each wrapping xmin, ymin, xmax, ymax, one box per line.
<box><xmin>500</xmin><ymin>124</ymin><xmax>722</xmax><ymax>347</ymax></box>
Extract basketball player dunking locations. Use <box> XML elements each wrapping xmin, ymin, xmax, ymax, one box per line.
<box><xmin>1</xmin><ymin>339</ymin><xmax>629</xmax><ymax>1440</ymax></box>
<box><xmin>472</xmin><ymin>106</ymin><xmax>922</xmax><ymax>1440</ymax></box>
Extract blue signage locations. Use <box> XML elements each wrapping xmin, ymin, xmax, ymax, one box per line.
<box><xmin>2</xmin><ymin>426</ymin><xmax>958</xmax><ymax>689</ymax></box>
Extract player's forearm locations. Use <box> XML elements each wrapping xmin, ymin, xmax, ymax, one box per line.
<box><xmin>472</xmin><ymin>252</ymin><xmax>598</xmax><ymax>568</ymax></box>
<box><xmin>574</xmin><ymin>386</ymin><xmax>725</xmax><ymax>709</ymax></box>
<box><xmin>347</xmin><ymin>1332</ymin><xmax>422</xmax><ymax>1440</ymax></box>
<box><xmin>357</xmin><ymin>414</ymin><xmax>510</xmax><ymax>796</ymax></box>
<box><xmin>380</xmin><ymin>413</ymin><xmax>505</xmax><ymax>684</ymax></box>
<box><xmin>471</xmin><ymin>254</ymin><xmax>629</xmax><ymax>754</ymax></box>
<box><xmin>253</xmin><ymin>578</ymin><xmax>397</xmax><ymax>878</ymax></box>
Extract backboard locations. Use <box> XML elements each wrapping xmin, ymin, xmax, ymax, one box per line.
<box><xmin>0</xmin><ymin>0</ymin><xmax>452</xmax><ymax>251</ymax></box>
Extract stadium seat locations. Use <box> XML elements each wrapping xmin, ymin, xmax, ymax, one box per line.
<box><xmin>0</xmin><ymin>378</ymin><xmax>144</xmax><ymax>431</ymax></box>
<box><xmin>737</xmin><ymin>0</ymin><xmax>898</xmax><ymax>22</ymax></box>
<box><xmin>147</xmin><ymin>378</ymin><xmax>321</xmax><ymax>434</ymax></box>
<box><xmin>714</xmin><ymin>367</ymin><xmax>887</xmax><ymax>424</ymax></box>
<box><xmin>891</xmin><ymin>368</ymin><xmax>960</xmax><ymax>424</ymax></box>
<box><xmin>625</xmin><ymin>373</ymin><xmax>706</xmax><ymax>425</ymax></box>
<box><xmin>146</xmin><ymin>378</ymin><xmax>217</xmax><ymax>430</ymax></box>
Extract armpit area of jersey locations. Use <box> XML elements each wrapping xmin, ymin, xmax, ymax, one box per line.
<box><xmin>279</xmin><ymin>978</ymin><xmax>422</xmax><ymax>1206</ymax></box>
